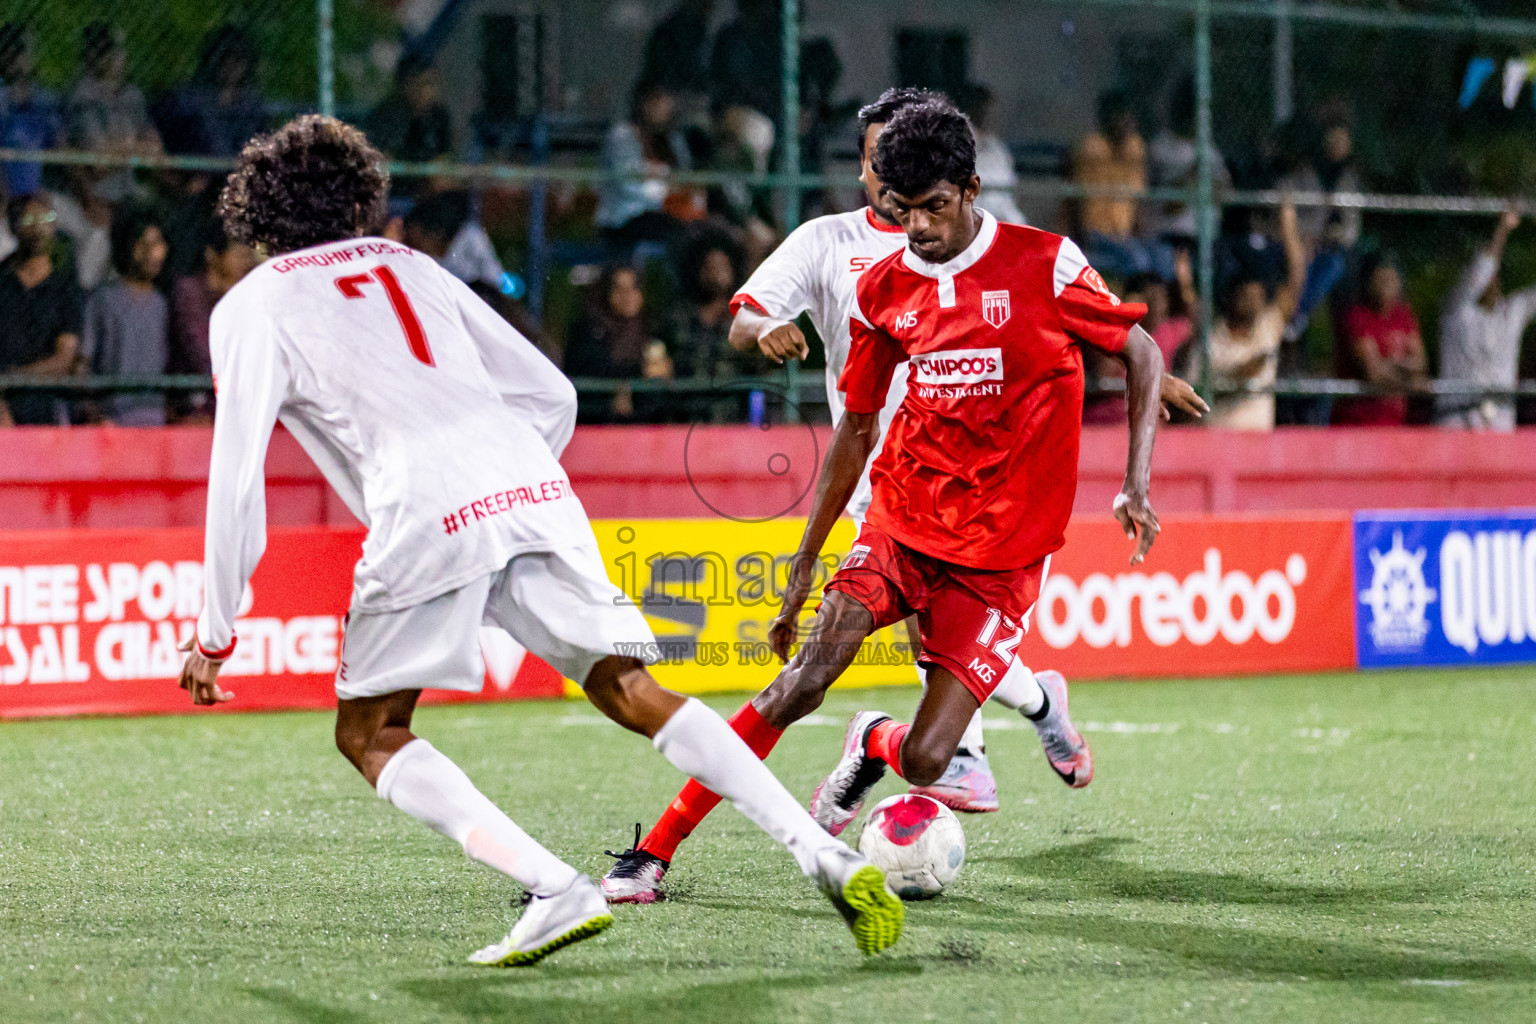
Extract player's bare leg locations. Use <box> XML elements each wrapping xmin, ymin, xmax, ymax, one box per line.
<box><xmin>601</xmin><ymin>591</ymin><xmax>874</xmax><ymax>903</ymax></box>
<box><xmin>584</xmin><ymin>651</ymin><xmax>903</xmax><ymax>954</ymax></box>
<box><xmin>334</xmin><ymin>692</ymin><xmax>613</xmax><ymax>967</ymax></box>
<box><xmin>810</xmin><ymin>666</ymin><xmax>983</xmax><ymax>834</ymax></box>
<box><xmin>900</xmin><ymin>614</ymin><xmax>1000</xmax><ymax>812</ymax></box>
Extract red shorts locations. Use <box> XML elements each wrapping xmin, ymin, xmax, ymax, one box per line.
<box><xmin>824</xmin><ymin>523</ymin><xmax>1046</xmax><ymax>704</ymax></box>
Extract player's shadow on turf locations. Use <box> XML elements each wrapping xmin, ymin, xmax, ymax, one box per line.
<box><xmin>396</xmin><ymin>970</ymin><xmax>838</xmax><ymax>1023</ymax></box>
<box><xmin>971</xmin><ymin>837</ymin><xmax>1447</xmax><ymax>908</ymax></box>
<box><xmin>1006</xmin><ymin>912</ymin><xmax>1536</xmax><ymax>984</ymax></box>
<box><xmin>244</xmin><ymin>987</ymin><xmax>374</xmax><ymax>1024</ymax></box>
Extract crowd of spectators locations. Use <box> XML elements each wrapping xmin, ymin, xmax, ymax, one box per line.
<box><xmin>0</xmin><ymin>9</ymin><xmax>1530</xmax><ymax>433</ymax></box>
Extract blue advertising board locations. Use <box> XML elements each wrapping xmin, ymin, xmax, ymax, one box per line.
<box><xmin>1354</xmin><ymin>510</ymin><xmax>1536</xmax><ymax>668</ymax></box>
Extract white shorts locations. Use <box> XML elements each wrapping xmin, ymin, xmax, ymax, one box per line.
<box><xmin>335</xmin><ymin>545</ymin><xmax>655</xmax><ymax>700</ymax></box>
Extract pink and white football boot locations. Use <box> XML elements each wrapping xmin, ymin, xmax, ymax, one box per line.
<box><xmin>1030</xmin><ymin>670</ymin><xmax>1093</xmax><ymax>788</ymax></box>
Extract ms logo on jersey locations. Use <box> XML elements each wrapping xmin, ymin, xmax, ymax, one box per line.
<box><xmin>911</xmin><ymin>348</ymin><xmax>1004</xmax><ymax>385</ymax></box>
<box><xmin>981</xmin><ymin>290</ymin><xmax>1011</xmax><ymax>329</ymax></box>
<box><xmin>894</xmin><ymin>310</ymin><xmax>920</xmax><ymax>330</ymax></box>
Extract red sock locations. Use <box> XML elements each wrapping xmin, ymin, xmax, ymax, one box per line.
<box><xmin>637</xmin><ymin>701</ymin><xmax>783</xmax><ymax>862</ymax></box>
<box><xmin>866</xmin><ymin>719</ymin><xmax>911</xmax><ymax>780</ymax></box>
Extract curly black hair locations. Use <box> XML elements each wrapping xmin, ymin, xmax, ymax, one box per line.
<box><xmin>108</xmin><ymin>203</ymin><xmax>163</xmax><ymax>276</ymax></box>
<box><xmin>870</xmin><ymin>101</ymin><xmax>976</xmax><ymax>199</ymax></box>
<box><xmin>217</xmin><ymin>115</ymin><xmax>388</xmax><ymax>255</ymax></box>
<box><xmin>856</xmin><ymin>87</ymin><xmax>951</xmax><ymax>154</ymax></box>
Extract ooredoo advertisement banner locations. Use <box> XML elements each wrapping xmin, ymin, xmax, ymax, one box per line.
<box><xmin>1027</xmin><ymin>515</ymin><xmax>1357</xmax><ymax>679</ymax></box>
<box><xmin>1354</xmin><ymin>510</ymin><xmax>1536</xmax><ymax>668</ymax></box>
<box><xmin>0</xmin><ymin>527</ymin><xmax>560</xmax><ymax>719</ymax></box>
<box><xmin>586</xmin><ymin>514</ymin><xmax>1358</xmax><ymax>688</ymax></box>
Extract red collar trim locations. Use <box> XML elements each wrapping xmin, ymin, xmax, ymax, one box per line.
<box><xmin>864</xmin><ymin>207</ymin><xmax>904</xmax><ymax>234</ymax></box>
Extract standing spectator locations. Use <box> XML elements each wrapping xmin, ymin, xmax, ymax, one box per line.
<box><xmin>958</xmin><ymin>83</ymin><xmax>1026</xmax><ymax>225</ymax></box>
<box><xmin>0</xmin><ymin>194</ymin><xmax>82</xmax><ymax>425</ymax></box>
<box><xmin>1280</xmin><ymin>107</ymin><xmax>1363</xmax><ymax>340</ymax></box>
<box><xmin>1332</xmin><ymin>255</ymin><xmax>1426</xmax><ymax>426</ymax></box>
<box><xmin>1073</xmin><ymin>90</ymin><xmax>1171</xmax><ymax>279</ymax></box>
<box><xmin>168</xmin><ymin>224</ymin><xmax>258</xmax><ymax>423</ymax></box>
<box><xmin>400</xmin><ymin>188</ymin><xmax>506</xmax><ymax>288</ymax></box>
<box><xmin>1190</xmin><ymin>203</ymin><xmax>1304</xmax><ymax>430</ymax></box>
<box><xmin>364</xmin><ymin>55</ymin><xmax>453</xmax><ymax>199</ymax></box>
<box><xmin>708</xmin><ymin>0</ymin><xmax>782</xmax><ymax>126</ymax></box>
<box><xmin>564</xmin><ymin>264</ymin><xmax>671</xmax><ymax>422</ymax></box>
<box><xmin>153</xmin><ymin>25</ymin><xmax>266</xmax><ymax>157</ymax></box>
<box><xmin>1437</xmin><ymin>207</ymin><xmax>1536</xmax><ymax>431</ymax></box>
<box><xmin>80</xmin><ymin>205</ymin><xmax>170</xmax><ymax>425</ymax></box>
<box><xmin>65</xmin><ymin>21</ymin><xmax>161</xmax><ymax>202</ymax></box>
<box><xmin>0</xmin><ymin>22</ymin><xmax>62</xmax><ymax>201</ymax></box>
<box><xmin>636</xmin><ymin>0</ymin><xmax>714</xmax><ymax>107</ymax></box>
<box><xmin>1145</xmin><ymin>76</ymin><xmax>1229</xmax><ymax>246</ymax></box>
<box><xmin>595</xmin><ymin>85</ymin><xmax>700</xmax><ymax>249</ymax></box>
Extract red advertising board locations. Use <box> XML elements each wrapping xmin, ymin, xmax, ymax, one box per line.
<box><xmin>0</xmin><ymin>527</ymin><xmax>562</xmax><ymax>719</ymax></box>
<box><xmin>1032</xmin><ymin>514</ymin><xmax>1356</xmax><ymax>678</ymax></box>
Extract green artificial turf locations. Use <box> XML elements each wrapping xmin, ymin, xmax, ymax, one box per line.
<box><xmin>3</xmin><ymin>667</ymin><xmax>1535</xmax><ymax>1023</ymax></box>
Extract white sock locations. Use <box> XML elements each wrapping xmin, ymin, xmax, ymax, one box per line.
<box><xmin>989</xmin><ymin>662</ymin><xmax>1045</xmax><ymax>717</ymax></box>
<box><xmin>958</xmin><ymin>709</ymin><xmax>986</xmax><ymax>756</ymax></box>
<box><xmin>652</xmin><ymin>698</ymin><xmax>840</xmax><ymax>877</ymax></box>
<box><xmin>376</xmin><ymin>738</ymin><xmax>579</xmax><ymax>897</ymax></box>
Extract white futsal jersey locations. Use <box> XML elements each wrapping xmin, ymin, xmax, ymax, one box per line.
<box><xmin>730</xmin><ymin>207</ymin><xmax>911</xmax><ymax>521</ymax></box>
<box><xmin>195</xmin><ymin>237</ymin><xmax>594</xmax><ymax>657</ymax></box>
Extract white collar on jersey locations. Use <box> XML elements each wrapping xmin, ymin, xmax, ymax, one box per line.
<box><xmin>900</xmin><ymin>208</ymin><xmax>999</xmax><ymax>280</ymax></box>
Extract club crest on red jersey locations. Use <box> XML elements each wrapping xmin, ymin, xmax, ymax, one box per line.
<box><xmin>981</xmin><ymin>289</ymin><xmax>1011</xmax><ymax>328</ymax></box>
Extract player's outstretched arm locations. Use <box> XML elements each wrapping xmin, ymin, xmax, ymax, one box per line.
<box><xmin>1114</xmin><ymin>324</ymin><xmax>1163</xmax><ymax>565</ymax></box>
<box><xmin>768</xmin><ymin>410</ymin><xmax>881</xmax><ymax>661</ymax></box>
<box><xmin>728</xmin><ymin>304</ymin><xmax>809</xmax><ymax>364</ymax></box>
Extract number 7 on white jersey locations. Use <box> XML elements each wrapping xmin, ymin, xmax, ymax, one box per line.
<box><xmin>335</xmin><ymin>266</ymin><xmax>435</xmax><ymax>367</ymax></box>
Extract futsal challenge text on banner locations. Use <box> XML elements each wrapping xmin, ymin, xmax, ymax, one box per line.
<box><xmin>1354</xmin><ymin>510</ymin><xmax>1536</xmax><ymax>668</ymax></box>
<box><xmin>0</xmin><ymin>527</ymin><xmax>560</xmax><ymax>719</ymax></box>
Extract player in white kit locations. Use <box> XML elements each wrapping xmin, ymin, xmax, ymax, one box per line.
<box><xmin>173</xmin><ymin>115</ymin><xmax>905</xmax><ymax>963</ymax></box>
<box><xmin>600</xmin><ymin>89</ymin><xmax>1208</xmax><ymax>903</ymax></box>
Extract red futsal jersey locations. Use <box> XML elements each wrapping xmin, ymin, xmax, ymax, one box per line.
<box><xmin>839</xmin><ymin>210</ymin><xmax>1147</xmax><ymax>571</ymax></box>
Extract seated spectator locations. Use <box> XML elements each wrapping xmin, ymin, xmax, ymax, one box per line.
<box><xmin>958</xmin><ymin>83</ymin><xmax>1026</xmax><ymax>225</ymax></box>
<box><xmin>595</xmin><ymin>84</ymin><xmax>702</xmax><ymax>250</ymax></box>
<box><xmin>1188</xmin><ymin>203</ymin><xmax>1303</xmax><ymax>430</ymax></box>
<box><xmin>1146</xmin><ymin>76</ymin><xmax>1229</xmax><ymax>246</ymax></box>
<box><xmin>669</xmin><ymin>233</ymin><xmax>765</xmax><ymax>420</ymax></box>
<box><xmin>1083</xmin><ymin>270</ymin><xmax>1191</xmax><ymax>424</ymax></box>
<box><xmin>168</xmin><ymin>223</ymin><xmax>258</xmax><ymax>423</ymax></box>
<box><xmin>0</xmin><ymin>194</ymin><xmax>82</xmax><ymax>425</ymax></box>
<box><xmin>564</xmin><ymin>264</ymin><xmax>671</xmax><ymax>422</ymax></box>
<box><xmin>402</xmin><ymin>188</ymin><xmax>507</xmax><ymax>288</ymax></box>
<box><xmin>1332</xmin><ymin>255</ymin><xmax>1426</xmax><ymax>426</ymax></box>
<box><xmin>364</xmin><ymin>55</ymin><xmax>453</xmax><ymax>199</ymax></box>
<box><xmin>65</xmin><ymin>21</ymin><xmax>161</xmax><ymax>203</ymax></box>
<box><xmin>153</xmin><ymin>25</ymin><xmax>266</xmax><ymax>157</ymax></box>
<box><xmin>1073</xmin><ymin>90</ymin><xmax>1172</xmax><ymax>280</ymax></box>
<box><xmin>81</xmin><ymin>205</ymin><xmax>170</xmax><ymax>425</ymax></box>
<box><xmin>1437</xmin><ymin>207</ymin><xmax>1536</xmax><ymax>431</ymax></box>
<box><xmin>0</xmin><ymin>22</ymin><xmax>62</xmax><ymax>201</ymax></box>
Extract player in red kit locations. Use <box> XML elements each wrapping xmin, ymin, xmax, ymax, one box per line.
<box><xmin>797</xmin><ymin>100</ymin><xmax>1166</xmax><ymax>831</ymax></box>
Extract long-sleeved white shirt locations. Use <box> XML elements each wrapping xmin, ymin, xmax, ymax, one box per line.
<box><xmin>195</xmin><ymin>237</ymin><xmax>585</xmax><ymax>657</ymax></box>
<box><xmin>1437</xmin><ymin>252</ymin><xmax>1536</xmax><ymax>426</ymax></box>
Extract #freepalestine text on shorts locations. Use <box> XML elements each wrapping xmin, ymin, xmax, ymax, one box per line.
<box><xmin>1354</xmin><ymin>510</ymin><xmax>1536</xmax><ymax>668</ymax></box>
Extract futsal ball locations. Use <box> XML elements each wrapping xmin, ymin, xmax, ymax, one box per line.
<box><xmin>857</xmin><ymin>794</ymin><xmax>966</xmax><ymax>899</ymax></box>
